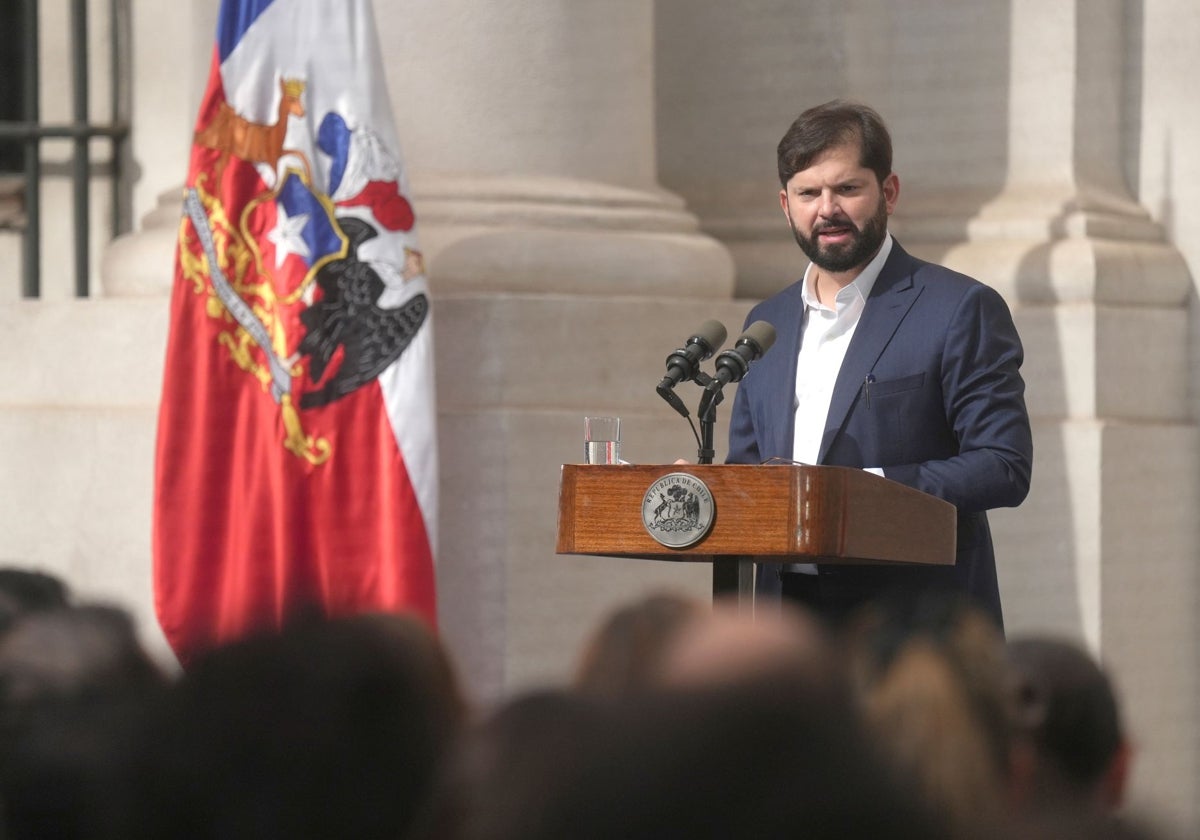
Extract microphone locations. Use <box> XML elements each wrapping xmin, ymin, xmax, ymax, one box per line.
<box><xmin>657</xmin><ymin>320</ymin><xmax>728</xmax><ymax>394</ymax></box>
<box><xmin>698</xmin><ymin>320</ymin><xmax>776</xmax><ymax>422</ymax></box>
<box><xmin>707</xmin><ymin>320</ymin><xmax>777</xmax><ymax>390</ymax></box>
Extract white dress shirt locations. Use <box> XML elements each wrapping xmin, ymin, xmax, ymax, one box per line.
<box><xmin>788</xmin><ymin>233</ymin><xmax>893</xmax><ymax>574</ymax></box>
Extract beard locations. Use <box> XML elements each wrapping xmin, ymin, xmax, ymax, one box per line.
<box><xmin>789</xmin><ymin>196</ymin><xmax>889</xmax><ymax>274</ymax></box>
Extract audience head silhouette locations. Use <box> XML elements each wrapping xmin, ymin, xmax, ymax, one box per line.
<box><xmin>0</xmin><ymin>567</ymin><xmax>70</xmax><ymax>635</ymax></box>
<box><xmin>572</xmin><ymin>590</ymin><xmax>704</xmax><ymax>697</ymax></box>
<box><xmin>0</xmin><ymin>602</ymin><xmax>168</xmax><ymax>839</ymax></box>
<box><xmin>123</xmin><ymin>610</ymin><xmax>466</xmax><ymax>840</ymax></box>
<box><xmin>844</xmin><ymin>592</ymin><xmax>1019</xmax><ymax>837</ymax></box>
<box><xmin>421</xmin><ymin>677</ymin><xmax>948</xmax><ymax>840</ymax></box>
<box><xmin>0</xmin><ymin>570</ymin><xmax>1175</xmax><ymax>840</ymax></box>
<box><xmin>1008</xmin><ymin>635</ymin><xmax>1131</xmax><ymax>813</ymax></box>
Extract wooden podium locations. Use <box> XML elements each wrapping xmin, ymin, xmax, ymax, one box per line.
<box><xmin>556</xmin><ymin>464</ymin><xmax>956</xmax><ymax>598</ymax></box>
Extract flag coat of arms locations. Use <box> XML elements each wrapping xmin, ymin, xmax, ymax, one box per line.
<box><xmin>154</xmin><ymin>0</ymin><xmax>438</xmax><ymax>665</ymax></box>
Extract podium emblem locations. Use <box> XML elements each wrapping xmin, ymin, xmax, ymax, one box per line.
<box><xmin>641</xmin><ymin>472</ymin><xmax>715</xmax><ymax>548</ymax></box>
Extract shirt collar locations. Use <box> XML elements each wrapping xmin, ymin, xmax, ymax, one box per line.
<box><xmin>801</xmin><ymin>232</ymin><xmax>894</xmax><ymax>311</ymax></box>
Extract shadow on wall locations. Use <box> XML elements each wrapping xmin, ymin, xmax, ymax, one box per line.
<box><xmin>1004</xmin><ymin>233</ymin><xmax>1082</xmax><ymax>639</ymax></box>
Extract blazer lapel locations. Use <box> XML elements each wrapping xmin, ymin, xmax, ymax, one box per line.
<box><xmin>818</xmin><ymin>244</ymin><xmax>922</xmax><ymax>463</ymax></box>
<box><xmin>757</xmin><ymin>280</ymin><xmax>804</xmax><ymax>459</ymax></box>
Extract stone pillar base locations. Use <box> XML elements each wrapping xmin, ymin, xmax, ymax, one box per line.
<box><xmin>100</xmin><ymin>188</ymin><xmax>182</xmax><ymax>298</ymax></box>
<box><xmin>414</xmin><ymin>174</ymin><xmax>734</xmax><ymax>297</ymax></box>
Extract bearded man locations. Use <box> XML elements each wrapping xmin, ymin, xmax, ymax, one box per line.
<box><xmin>726</xmin><ymin>100</ymin><xmax>1033</xmax><ymax>630</ymax></box>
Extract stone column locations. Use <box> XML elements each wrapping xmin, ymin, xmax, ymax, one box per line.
<box><xmin>979</xmin><ymin>3</ymin><xmax>1196</xmax><ymax>828</ymax></box>
<box><xmin>906</xmin><ymin>2</ymin><xmax>1197</xmax><ymax>831</ymax></box>
<box><xmin>375</xmin><ymin>0</ymin><xmax>732</xmax><ymax>297</ymax></box>
<box><xmin>370</xmin><ymin>0</ymin><xmax>737</xmax><ymax>700</ymax></box>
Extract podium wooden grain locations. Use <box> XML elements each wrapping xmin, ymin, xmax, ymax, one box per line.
<box><xmin>556</xmin><ymin>464</ymin><xmax>956</xmax><ymax>596</ymax></box>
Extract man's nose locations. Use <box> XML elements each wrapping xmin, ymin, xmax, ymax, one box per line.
<box><xmin>817</xmin><ymin>190</ymin><xmax>841</xmax><ymax>218</ymax></box>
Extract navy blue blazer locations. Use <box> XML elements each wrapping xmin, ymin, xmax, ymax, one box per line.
<box><xmin>726</xmin><ymin>240</ymin><xmax>1032</xmax><ymax>627</ymax></box>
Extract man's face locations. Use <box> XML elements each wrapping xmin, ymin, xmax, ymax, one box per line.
<box><xmin>779</xmin><ymin>142</ymin><xmax>899</xmax><ymax>276</ymax></box>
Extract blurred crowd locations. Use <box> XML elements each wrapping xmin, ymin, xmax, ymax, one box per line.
<box><xmin>0</xmin><ymin>567</ymin><xmax>1173</xmax><ymax>839</ymax></box>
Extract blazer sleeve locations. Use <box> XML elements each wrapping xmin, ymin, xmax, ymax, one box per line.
<box><xmin>882</xmin><ymin>283</ymin><xmax>1032</xmax><ymax>513</ymax></box>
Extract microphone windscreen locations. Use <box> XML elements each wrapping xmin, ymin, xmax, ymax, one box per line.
<box><xmin>743</xmin><ymin>320</ymin><xmax>777</xmax><ymax>355</ymax></box>
<box><xmin>693</xmin><ymin>319</ymin><xmax>728</xmax><ymax>353</ymax></box>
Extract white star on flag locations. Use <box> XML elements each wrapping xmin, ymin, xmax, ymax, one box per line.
<box><xmin>268</xmin><ymin>204</ymin><xmax>311</xmax><ymax>268</ymax></box>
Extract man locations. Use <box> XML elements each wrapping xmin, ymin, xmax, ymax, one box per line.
<box><xmin>727</xmin><ymin>100</ymin><xmax>1032</xmax><ymax>629</ymax></box>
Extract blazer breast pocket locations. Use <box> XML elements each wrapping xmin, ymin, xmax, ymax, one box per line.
<box><xmin>867</xmin><ymin>372</ymin><xmax>925</xmax><ymax>398</ymax></box>
<box><xmin>863</xmin><ymin>372</ymin><xmax>930</xmax><ymax>465</ymax></box>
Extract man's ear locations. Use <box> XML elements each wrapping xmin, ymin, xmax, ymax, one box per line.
<box><xmin>779</xmin><ymin>187</ymin><xmax>790</xmax><ymax>216</ymax></box>
<box><xmin>882</xmin><ymin>172</ymin><xmax>900</xmax><ymax>214</ymax></box>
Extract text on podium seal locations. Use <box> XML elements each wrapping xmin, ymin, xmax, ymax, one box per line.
<box><xmin>641</xmin><ymin>472</ymin><xmax>716</xmax><ymax>548</ymax></box>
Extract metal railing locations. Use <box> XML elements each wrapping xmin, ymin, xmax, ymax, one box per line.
<box><xmin>0</xmin><ymin>0</ymin><xmax>131</xmax><ymax>298</ymax></box>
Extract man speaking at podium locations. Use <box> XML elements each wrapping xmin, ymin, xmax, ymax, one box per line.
<box><xmin>726</xmin><ymin>100</ymin><xmax>1032</xmax><ymax>630</ymax></box>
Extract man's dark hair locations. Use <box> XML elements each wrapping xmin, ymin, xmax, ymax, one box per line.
<box><xmin>777</xmin><ymin>99</ymin><xmax>893</xmax><ymax>187</ymax></box>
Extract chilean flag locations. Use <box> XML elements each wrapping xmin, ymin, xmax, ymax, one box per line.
<box><xmin>154</xmin><ymin>0</ymin><xmax>438</xmax><ymax>666</ymax></box>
